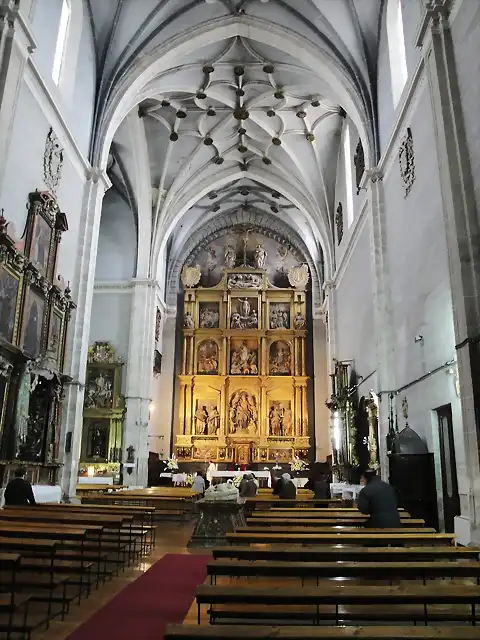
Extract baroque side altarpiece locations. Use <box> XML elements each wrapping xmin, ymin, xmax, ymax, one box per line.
<box><xmin>174</xmin><ymin>262</ymin><xmax>310</xmax><ymax>466</ymax></box>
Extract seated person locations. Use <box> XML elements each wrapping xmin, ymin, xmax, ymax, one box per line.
<box><xmin>357</xmin><ymin>468</ymin><xmax>402</xmax><ymax>528</ymax></box>
<box><xmin>191</xmin><ymin>471</ymin><xmax>206</xmax><ymax>497</ymax></box>
<box><xmin>4</xmin><ymin>468</ymin><xmax>36</xmax><ymax>506</ymax></box>
<box><xmin>279</xmin><ymin>472</ymin><xmax>297</xmax><ymax>500</ymax></box>
<box><xmin>239</xmin><ymin>473</ymin><xmax>258</xmax><ymax>498</ymax></box>
<box><xmin>305</xmin><ymin>472</ymin><xmax>330</xmax><ymax>499</ymax></box>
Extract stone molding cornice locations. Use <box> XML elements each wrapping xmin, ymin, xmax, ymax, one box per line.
<box><xmin>93</xmin><ymin>281</ymin><xmax>133</xmax><ymax>293</ymax></box>
<box><xmin>86</xmin><ymin>167</ymin><xmax>111</xmax><ymax>191</ymax></box>
<box><xmin>416</xmin><ymin>0</ymin><xmax>453</xmax><ymax>48</ymax></box>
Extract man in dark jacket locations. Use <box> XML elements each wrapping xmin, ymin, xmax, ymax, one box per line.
<box><xmin>357</xmin><ymin>469</ymin><xmax>401</xmax><ymax>528</ymax></box>
<box><xmin>4</xmin><ymin>469</ymin><xmax>36</xmax><ymax>506</ymax></box>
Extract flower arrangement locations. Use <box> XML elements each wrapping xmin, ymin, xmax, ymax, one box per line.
<box><xmin>290</xmin><ymin>456</ymin><xmax>309</xmax><ymax>473</ymax></box>
<box><xmin>232</xmin><ymin>474</ymin><xmax>243</xmax><ymax>488</ymax></box>
<box><xmin>164</xmin><ymin>454</ymin><xmax>179</xmax><ymax>471</ymax></box>
<box><xmin>185</xmin><ymin>474</ymin><xmax>194</xmax><ymax>486</ymax></box>
<box><xmin>272</xmin><ymin>463</ymin><xmax>282</xmax><ymax>471</ymax></box>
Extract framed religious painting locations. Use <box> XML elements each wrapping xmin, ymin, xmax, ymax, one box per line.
<box><xmin>46</xmin><ymin>308</ymin><xmax>63</xmax><ymax>365</ymax></box>
<box><xmin>0</xmin><ymin>265</ymin><xmax>20</xmax><ymax>344</ymax></box>
<box><xmin>23</xmin><ymin>191</ymin><xmax>60</xmax><ymax>281</ymax></box>
<box><xmin>20</xmin><ymin>286</ymin><xmax>46</xmax><ymax>358</ymax></box>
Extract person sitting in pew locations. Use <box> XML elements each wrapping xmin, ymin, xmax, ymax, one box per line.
<box><xmin>357</xmin><ymin>468</ymin><xmax>401</xmax><ymax>528</ymax></box>
<box><xmin>279</xmin><ymin>473</ymin><xmax>297</xmax><ymax>500</ymax></box>
<box><xmin>191</xmin><ymin>471</ymin><xmax>206</xmax><ymax>498</ymax></box>
<box><xmin>4</xmin><ymin>468</ymin><xmax>36</xmax><ymax>506</ymax></box>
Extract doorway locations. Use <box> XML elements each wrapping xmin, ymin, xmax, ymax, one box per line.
<box><xmin>436</xmin><ymin>404</ymin><xmax>460</xmax><ymax>532</ymax></box>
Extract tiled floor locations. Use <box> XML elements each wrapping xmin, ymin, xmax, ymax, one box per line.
<box><xmin>33</xmin><ymin>521</ymin><xmax>205</xmax><ymax>640</ymax></box>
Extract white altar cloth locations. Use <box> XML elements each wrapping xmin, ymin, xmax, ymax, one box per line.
<box><xmin>78</xmin><ymin>476</ymin><xmax>114</xmax><ymax>485</ymax></box>
<box><xmin>211</xmin><ymin>470</ymin><xmax>271</xmax><ymax>488</ymax></box>
<box><xmin>0</xmin><ymin>484</ymin><xmax>61</xmax><ymax>507</ymax></box>
<box><xmin>330</xmin><ymin>482</ymin><xmax>363</xmax><ymax>500</ymax></box>
<box><xmin>159</xmin><ymin>472</ymin><xmax>188</xmax><ymax>486</ymax></box>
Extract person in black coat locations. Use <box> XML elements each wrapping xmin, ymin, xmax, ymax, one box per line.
<box><xmin>4</xmin><ymin>469</ymin><xmax>36</xmax><ymax>506</ymax></box>
<box><xmin>357</xmin><ymin>468</ymin><xmax>401</xmax><ymax>528</ymax></box>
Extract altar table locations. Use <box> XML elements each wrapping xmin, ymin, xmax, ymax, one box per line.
<box><xmin>210</xmin><ymin>470</ymin><xmax>271</xmax><ymax>488</ymax></box>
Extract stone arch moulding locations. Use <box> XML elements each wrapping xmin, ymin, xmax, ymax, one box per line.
<box><xmin>93</xmin><ymin>16</ymin><xmax>375</xmax><ymax>172</ymax></box>
<box><xmin>165</xmin><ymin>209</ymin><xmax>322</xmax><ymax>309</ymax></box>
<box><xmin>152</xmin><ymin>165</ymin><xmax>333</xmax><ymax>289</ymax></box>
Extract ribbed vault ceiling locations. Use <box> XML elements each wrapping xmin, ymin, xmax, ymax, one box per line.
<box><xmin>90</xmin><ymin>0</ymin><xmax>383</xmax><ymax>308</ymax></box>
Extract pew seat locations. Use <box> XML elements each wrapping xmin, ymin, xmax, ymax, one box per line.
<box><xmin>225</xmin><ymin>532</ymin><xmax>454</xmax><ymax>546</ymax></box>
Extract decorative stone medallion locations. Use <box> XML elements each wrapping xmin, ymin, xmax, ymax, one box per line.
<box><xmin>288</xmin><ymin>263</ymin><xmax>309</xmax><ymax>290</ymax></box>
<box><xmin>181</xmin><ymin>265</ymin><xmax>201</xmax><ymax>287</ymax></box>
<box><xmin>43</xmin><ymin>127</ymin><xmax>64</xmax><ymax>195</ymax></box>
<box><xmin>398</xmin><ymin>127</ymin><xmax>415</xmax><ymax>197</ymax></box>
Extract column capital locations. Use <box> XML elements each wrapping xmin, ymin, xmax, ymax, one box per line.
<box><xmin>364</xmin><ymin>168</ymin><xmax>384</xmax><ymax>186</ymax></box>
<box><xmin>322</xmin><ymin>279</ymin><xmax>336</xmax><ymax>293</ymax></box>
<box><xmin>416</xmin><ymin>0</ymin><xmax>451</xmax><ymax>48</ymax></box>
<box><xmin>85</xmin><ymin>166</ymin><xmax>111</xmax><ymax>191</ymax></box>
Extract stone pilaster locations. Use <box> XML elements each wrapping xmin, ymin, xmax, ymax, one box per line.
<box><xmin>418</xmin><ymin>3</ymin><xmax>480</xmax><ymax>536</ymax></box>
<box><xmin>0</xmin><ymin>0</ymin><xmax>36</xmax><ymax>195</ymax></box>
<box><xmin>152</xmin><ymin>312</ymin><xmax>178</xmax><ymax>456</ymax></box>
<box><xmin>312</xmin><ymin>314</ymin><xmax>330</xmax><ymax>462</ymax></box>
<box><xmin>364</xmin><ymin>168</ymin><xmax>394</xmax><ymax>478</ymax></box>
<box><xmin>60</xmin><ymin>168</ymin><xmax>111</xmax><ymax>498</ymax></box>
<box><xmin>122</xmin><ymin>279</ymin><xmax>156</xmax><ymax>487</ymax></box>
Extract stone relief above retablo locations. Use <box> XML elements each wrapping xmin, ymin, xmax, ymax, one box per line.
<box><xmin>192</xmin><ymin>230</ymin><xmax>300</xmax><ymax>288</ymax></box>
<box><xmin>288</xmin><ymin>263</ymin><xmax>310</xmax><ymax>290</ymax></box>
<box><xmin>181</xmin><ymin>264</ymin><xmax>201</xmax><ymax>288</ymax></box>
<box><xmin>229</xmin><ymin>391</ymin><xmax>258</xmax><ymax>434</ymax></box>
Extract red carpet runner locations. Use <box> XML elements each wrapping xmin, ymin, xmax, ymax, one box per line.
<box><xmin>67</xmin><ymin>554</ymin><xmax>209</xmax><ymax>640</ymax></box>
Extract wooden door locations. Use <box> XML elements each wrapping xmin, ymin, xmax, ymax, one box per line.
<box><xmin>437</xmin><ymin>404</ymin><xmax>460</xmax><ymax>532</ymax></box>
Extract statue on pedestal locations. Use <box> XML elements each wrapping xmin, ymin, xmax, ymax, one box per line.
<box><xmin>254</xmin><ymin>244</ymin><xmax>267</xmax><ymax>269</ymax></box>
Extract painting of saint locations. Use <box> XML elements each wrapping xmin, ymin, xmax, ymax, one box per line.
<box><xmin>230</xmin><ymin>340</ymin><xmax>258</xmax><ymax>375</ymax></box>
<box><xmin>197</xmin><ymin>340</ymin><xmax>218</xmax><ymax>374</ymax></box>
<box><xmin>47</xmin><ymin>312</ymin><xmax>62</xmax><ymax>361</ymax></box>
<box><xmin>269</xmin><ymin>341</ymin><xmax>291</xmax><ymax>375</ymax></box>
<box><xmin>22</xmin><ymin>289</ymin><xmax>45</xmax><ymax>358</ymax></box>
<box><xmin>84</xmin><ymin>369</ymin><xmax>115</xmax><ymax>408</ymax></box>
<box><xmin>31</xmin><ymin>216</ymin><xmax>52</xmax><ymax>277</ymax></box>
<box><xmin>0</xmin><ymin>266</ymin><xmax>19</xmax><ymax>343</ymax></box>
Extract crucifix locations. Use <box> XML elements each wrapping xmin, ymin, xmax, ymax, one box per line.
<box><xmin>240</xmin><ymin>227</ymin><xmax>254</xmax><ymax>266</ymax></box>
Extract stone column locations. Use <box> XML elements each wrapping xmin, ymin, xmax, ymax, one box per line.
<box><xmin>0</xmin><ymin>0</ymin><xmax>36</xmax><ymax>196</ymax></box>
<box><xmin>418</xmin><ymin>4</ymin><xmax>480</xmax><ymax>536</ymax></box>
<box><xmin>312</xmin><ymin>315</ymin><xmax>330</xmax><ymax>462</ymax></box>
<box><xmin>153</xmin><ymin>312</ymin><xmax>178</xmax><ymax>456</ymax></box>
<box><xmin>364</xmin><ymin>169</ymin><xmax>395</xmax><ymax>478</ymax></box>
<box><xmin>60</xmin><ymin>168</ymin><xmax>111</xmax><ymax>499</ymax></box>
<box><xmin>122</xmin><ymin>278</ymin><xmax>156</xmax><ymax>487</ymax></box>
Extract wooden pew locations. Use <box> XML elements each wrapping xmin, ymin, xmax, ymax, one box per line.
<box><xmin>164</xmin><ymin>625</ymin><xmax>480</xmax><ymax>639</ymax></box>
<box><xmin>0</xmin><ymin>552</ymin><xmax>31</xmax><ymax>640</ymax></box>
<box><xmin>196</xmin><ymin>583</ymin><xmax>480</xmax><ymax>625</ymax></box>
<box><xmin>81</xmin><ymin>492</ymin><xmax>193</xmax><ymax>521</ymax></box>
<box><xmin>225</xmin><ymin>532</ymin><xmax>455</xmax><ymax>546</ymax></box>
<box><xmin>247</xmin><ymin>517</ymin><xmax>423</xmax><ymax>527</ymax></box>
<box><xmin>12</xmin><ymin>503</ymin><xmax>156</xmax><ymax>553</ymax></box>
<box><xmin>212</xmin><ymin>545</ymin><xmax>478</xmax><ymax>563</ymax></box>
<box><xmin>237</xmin><ymin>526</ymin><xmax>434</xmax><ymax>534</ymax></box>
<box><xmin>268</xmin><ymin>508</ymin><xmax>408</xmax><ymax>514</ymax></box>
<box><xmin>207</xmin><ymin>559</ymin><xmax>480</xmax><ymax>585</ymax></box>
<box><xmin>251</xmin><ymin>510</ymin><xmax>411</xmax><ymax>518</ymax></box>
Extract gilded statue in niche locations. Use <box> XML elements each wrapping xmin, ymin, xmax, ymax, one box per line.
<box><xmin>269</xmin><ymin>303</ymin><xmax>290</xmax><ymax>329</ymax></box>
<box><xmin>197</xmin><ymin>339</ymin><xmax>218</xmax><ymax>375</ymax></box>
<box><xmin>230</xmin><ymin>340</ymin><xmax>258</xmax><ymax>375</ymax></box>
<box><xmin>230</xmin><ymin>297</ymin><xmax>258</xmax><ymax>329</ymax></box>
<box><xmin>184</xmin><ymin>312</ymin><xmax>194</xmax><ymax>329</ymax></box>
<box><xmin>294</xmin><ymin>312</ymin><xmax>306</xmax><ymax>330</ymax></box>
<box><xmin>194</xmin><ymin>402</ymin><xmax>220</xmax><ymax>435</ymax></box>
<box><xmin>229</xmin><ymin>391</ymin><xmax>257</xmax><ymax>434</ymax></box>
<box><xmin>268</xmin><ymin>401</ymin><xmax>294</xmax><ymax>437</ymax></box>
<box><xmin>269</xmin><ymin>340</ymin><xmax>291</xmax><ymax>375</ymax></box>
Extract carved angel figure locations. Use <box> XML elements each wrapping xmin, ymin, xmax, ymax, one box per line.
<box><xmin>224</xmin><ymin>245</ymin><xmax>236</xmax><ymax>268</ymax></box>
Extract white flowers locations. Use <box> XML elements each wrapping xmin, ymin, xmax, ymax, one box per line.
<box><xmin>164</xmin><ymin>453</ymin><xmax>179</xmax><ymax>471</ymax></box>
<box><xmin>290</xmin><ymin>456</ymin><xmax>309</xmax><ymax>472</ymax></box>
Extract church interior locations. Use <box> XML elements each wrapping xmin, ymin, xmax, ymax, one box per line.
<box><xmin>1</xmin><ymin>0</ymin><xmax>480</xmax><ymax>638</ymax></box>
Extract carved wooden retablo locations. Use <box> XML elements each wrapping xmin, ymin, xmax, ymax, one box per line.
<box><xmin>175</xmin><ymin>253</ymin><xmax>310</xmax><ymax>464</ymax></box>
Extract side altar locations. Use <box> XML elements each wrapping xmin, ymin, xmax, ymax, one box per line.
<box><xmin>174</xmin><ymin>253</ymin><xmax>311</xmax><ymax>466</ymax></box>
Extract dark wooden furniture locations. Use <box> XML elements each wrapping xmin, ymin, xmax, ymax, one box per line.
<box><xmin>225</xmin><ymin>532</ymin><xmax>454</xmax><ymax>546</ymax></box>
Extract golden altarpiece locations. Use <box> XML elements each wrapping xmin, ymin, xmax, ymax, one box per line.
<box><xmin>174</xmin><ymin>262</ymin><xmax>310</xmax><ymax>465</ymax></box>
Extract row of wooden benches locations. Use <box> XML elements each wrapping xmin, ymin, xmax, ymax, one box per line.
<box><xmin>167</xmin><ymin>503</ymin><xmax>480</xmax><ymax>639</ymax></box>
<box><xmin>0</xmin><ymin>502</ymin><xmax>156</xmax><ymax>639</ymax></box>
